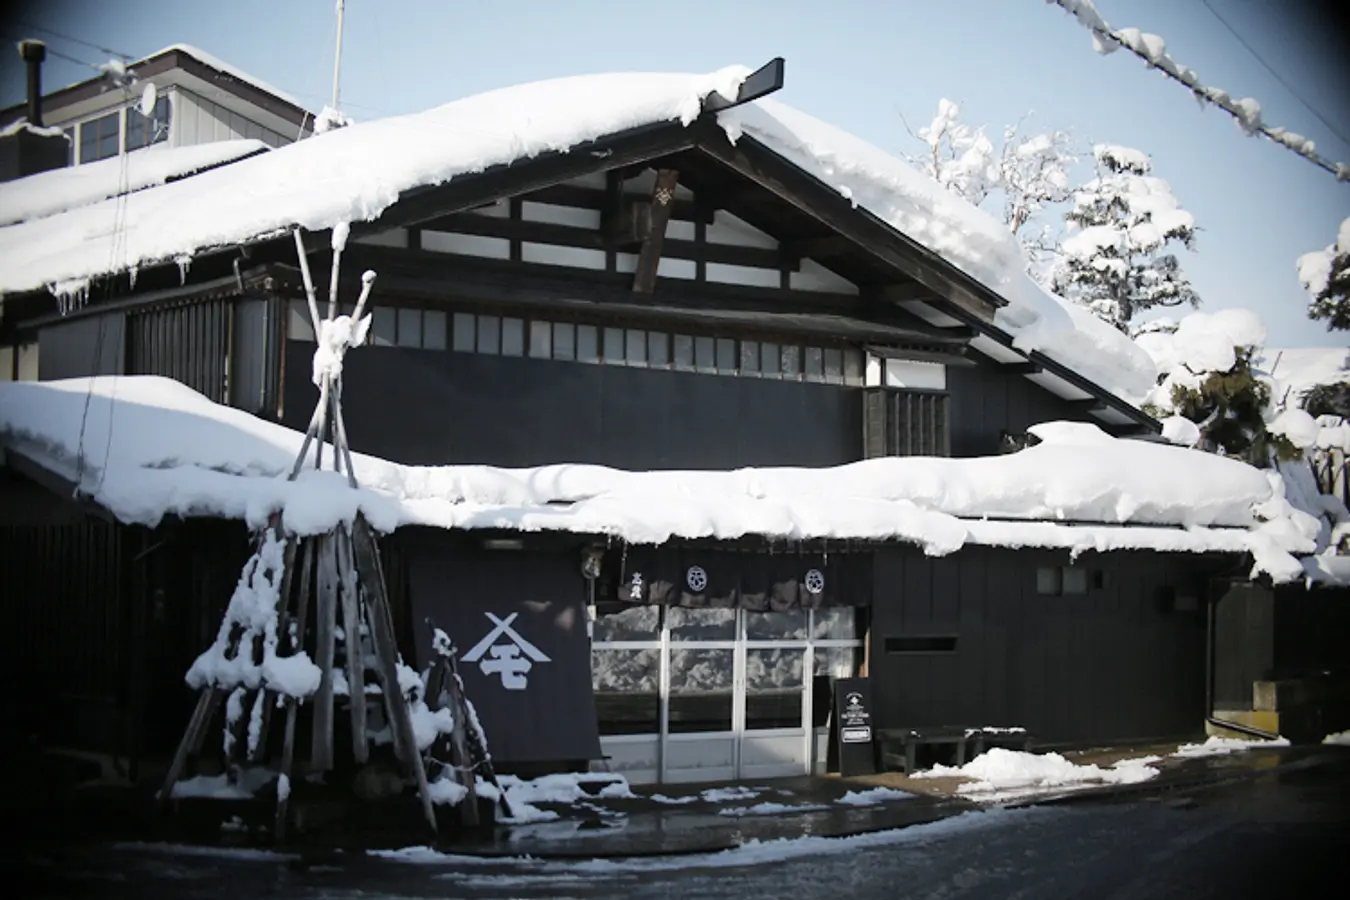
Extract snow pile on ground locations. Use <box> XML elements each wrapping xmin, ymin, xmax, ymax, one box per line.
<box><xmin>169</xmin><ymin>768</ymin><xmax>277</xmax><ymax>800</ymax></box>
<box><xmin>723</xmin><ymin>100</ymin><xmax>1155</xmax><ymax>399</ymax></box>
<box><xmin>0</xmin><ymin>140</ymin><xmax>267</xmax><ymax>227</ymax></box>
<box><xmin>1171</xmin><ymin>736</ymin><xmax>1290</xmax><ymax>759</ymax></box>
<box><xmin>0</xmin><ymin>67</ymin><xmax>1151</xmax><ymax>399</ymax></box>
<box><xmin>718</xmin><ymin>801</ymin><xmax>831</xmax><ymax>817</ymax></box>
<box><xmin>429</xmin><ymin>772</ymin><xmax>634</xmax><ymax>824</ymax></box>
<box><xmin>836</xmin><ymin>787</ymin><xmax>917</xmax><ymax>806</ymax></box>
<box><xmin>0</xmin><ymin>376</ymin><xmax>1322</xmax><ymax>581</ymax></box>
<box><xmin>1324</xmin><ymin>731</ymin><xmax>1350</xmax><ymax>746</ymax></box>
<box><xmin>698</xmin><ymin>785</ymin><xmax>763</xmax><ymax>803</ymax></box>
<box><xmin>912</xmin><ymin>747</ymin><xmax>1159</xmax><ymax>798</ymax></box>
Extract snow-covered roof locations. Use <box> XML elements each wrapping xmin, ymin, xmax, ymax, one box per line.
<box><xmin>0</xmin><ymin>376</ymin><xmax>1326</xmax><ymax>583</ymax></box>
<box><xmin>0</xmin><ymin>139</ymin><xmax>267</xmax><ymax>227</ymax></box>
<box><xmin>0</xmin><ymin>117</ymin><xmax>66</xmax><ymax>139</ymax></box>
<box><xmin>0</xmin><ymin>67</ymin><xmax>1155</xmax><ymax>401</ymax></box>
<box><xmin>153</xmin><ymin>44</ymin><xmax>309</xmax><ymax>112</ymax></box>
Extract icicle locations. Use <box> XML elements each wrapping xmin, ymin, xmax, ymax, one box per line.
<box><xmin>48</xmin><ymin>278</ymin><xmax>90</xmax><ymax>316</ymax></box>
<box><xmin>128</xmin><ymin>265</ymin><xmax>139</xmax><ymax>290</ymax></box>
<box><xmin>175</xmin><ymin>254</ymin><xmax>193</xmax><ymax>284</ymax></box>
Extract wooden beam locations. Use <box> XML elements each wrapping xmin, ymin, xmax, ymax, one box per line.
<box><xmin>783</xmin><ymin>234</ymin><xmax>854</xmax><ymax>259</ymax></box>
<box><xmin>633</xmin><ymin>169</ymin><xmax>679</xmax><ymax>293</ymax></box>
<box><xmin>1001</xmin><ymin>362</ymin><xmax>1043</xmax><ymax>375</ymax></box>
<box><xmin>700</xmin><ymin>57</ymin><xmax>786</xmax><ymax>113</ymax></box>
<box><xmin>527</xmin><ymin>182</ymin><xmax>710</xmax><ymax>224</ymax></box>
<box><xmin>1067</xmin><ymin>398</ymin><xmax>1109</xmax><ymax>412</ymax></box>
<box><xmin>693</xmin><ymin>125</ymin><xmax>1005</xmax><ymax>322</ymax></box>
<box><xmin>867</xmin><ymin>282</ymin><xmax>942</xmax><ymax>304</ymax></box>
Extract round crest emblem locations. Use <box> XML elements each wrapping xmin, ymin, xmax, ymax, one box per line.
<box><xmin>686</xmin><ymin>565</ymin><xmax>708</xmax><ymax>592</ymax></box>
<box><xmin>804</xmin><ymin>568</ymin><xmax>826</xmax><ymax>595</ymax></box>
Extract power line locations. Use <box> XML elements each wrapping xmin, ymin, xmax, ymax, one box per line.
<box><xmin>8</xmin><ymin>18</ymin><xmax>133</xmax><ymax>61</ymax></box>
<box><xmin>1199</xmin><ymin>0</ymin><xmax>1350</xmax><ymax>148</ymax></box>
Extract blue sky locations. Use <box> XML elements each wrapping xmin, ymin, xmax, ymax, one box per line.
<box><xmin>2</xmin><ymin>0</ymin><xmax>1347</xmax><ymax>348</ymax></box>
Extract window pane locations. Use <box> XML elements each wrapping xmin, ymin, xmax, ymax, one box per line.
<box><xmin>668</xmin><ymin>648</ymin><xmax>733</xmax><ymax>733</ymax></box>
<box><xmin>501</xmin><ymin>317</ymin><xmax>525</xmax><ymax>356</ymax></box>
<box><xmin>576</xmin><ymin>324</ymin><xmax>598</xmax><ymax>363</ymax></box>
<box><xmin>592</xmin><ymin>604</ymin><xmax>660</xmax><ymax>642</ymax></box>
<box><xmin>593</xmin><ymin>648</ymin><xmax>659</xmax><ymax>735</ymax></box>
<box><xmin>745</xmin><ymin>610</ymin><xmax>808</xmax><ymax>641</ymax></box>
<box><xmin>529</xmin><ymin>320</ymin><xmax>551</xmax><ymax>358</ymax></box>
<box><xmin>552</xmin><ymin>322</ymin><xmax>576</xmax><ymax>360</ymax></box>
<box><xmin>761</xmin><ymin>342</ymin><xmax>781</xmax><ymax>379</ymax></box>
<box><xmin>824</xmin><ymin>348</ymin><xmax>844</xmax><ymax>384</ymax></box>
<box><xmin>740</xmin><ymin>341</ymin><xmax>760</xmax><ymax>376</ymax></box>
<box><xmin>780</xmin><ymin>345</ymin><xmax>801</xmax><ymax>379</ymax></box>
<box><xmin>673</xmin><ymin>334</ymin><xmax>694</xmax><ymax>371</ymax></box>
<box><xmin>625</xmin><ymin>329</ymin><xmax>647</xmax><ymax>367</ymax></box>
<box><xmin>452</xmin><ymin>312</ymin><xmax>475</xmax><ymax>352</ymax></box>
<box><xmin>603</xmin><ymin>327</ymin><xmax>625</xmax><ymax>364</ymax></box>
<box><xmin>695</xmin><ymin>336</ymin><xmax>716</xmax><ymax>373</ymax></box>
<box><xmin>746</xmin><ymin>648</ymin><xmax>804</xmax><ymax>730</ymax></box>
<box><xmin>804</xmin><ymin>347</ymin><xmax>825</xmax><ymax>381</ymax></box>
<box><xmin>667</xmin><ymin>607</ymin><xmax>736</xmax><ymax>642</ymax></box>
<box><xmin>1063</xmin><ymin>567</ymin><xmax>1088</xmax><ymax>595</ymax></box>
<box><xmin>647</xmin><ymin>331</ymin><xmax>669</xmax><ymax>368</ymax></box>
<box><xmin>476</xmin><ymin>315</ymin><xmax>500</xmax><ymax>354</ymax></box>
<box><xmin>371</xmin><ymin>307</ymin><xmax>395</xmax><ymax>346</ymax></box>
<box><xmin>396</xmin><ymin>308</ymin><xmax>421</xmax><ymax>347</ymax></box>
<box><xmin>843</xmin><ymin>348</ymin><xmax>863</xmax><ymax>385</ymax></box>
<box><xmin>811</xmin><ymin>608</ymin><xmax>858</xmax><ymax>641</ymax></box>
<box><xmin>716</xmin><ymin>338</ymin><xmax>737</xmax><ymax>373</ymax></box>
<box><xmin>288</xmin><ymin>300</ymin><xmax>315</xmax><ymax>342</ymax></box>
<box><xmin>1037</xmin><ymin>567</ymin><xmax>1061</xmax><ymax>596</ymax></box>
<box><xmin>812</xmin><ymin>646</ymin><xmax>863</xmax><ymax>727</ymax></box>
<box><xmin>423</xmin><ymin>310</ymin><xmax>447</xmax><ymax>350</ymax></box>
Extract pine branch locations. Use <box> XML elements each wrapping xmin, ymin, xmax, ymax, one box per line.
<box><xmin>1047</xmin><ymin>0</ymin><xmax>1350</xmax><ymax>181</ymax></box>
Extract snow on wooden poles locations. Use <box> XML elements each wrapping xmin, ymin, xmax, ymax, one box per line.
<box><xmin>159</xmin><ymin>227</ymin><xmax>442</xmax><ymax>839</ymax></box>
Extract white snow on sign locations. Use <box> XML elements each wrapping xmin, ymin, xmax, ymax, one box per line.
<box><xmin>0</xmin><ymin>376</ymin><xmax>1324</xmax><ymax>582</ymax></box>
<box><xmin>0</xmin><ymin>66</ymin><xmax>1153</xmax><ymax>401</ymax></box>
<box><xmin>0</xmin><ymin>140</ymin><xmax>267</xmax><ymax>227</ymax></box>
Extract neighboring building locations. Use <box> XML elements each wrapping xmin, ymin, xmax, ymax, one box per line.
<box><xmin>0</xmin><ymin>43</ymin><xmax>312</xmax><ymax>168</ymax></box>
<box><xmin>0</xmin><ymin>59</ymin><xmax>1342</xmax><ymax>792</ymax></box>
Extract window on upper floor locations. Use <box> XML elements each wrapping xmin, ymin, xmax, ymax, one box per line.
<box><xmin>863</xmin><ymin>387</ymin><xmax>950</xmax><ymax>457</ymax></box>
<box><xmin>79</xmin><ymin>111</ymin><xmax>120</xmax><ymax>163</ymax></box>
<box><xmin>126</xmin><ymin>95</ymin><xmax>171</xmax><ymax>150</ymax></box>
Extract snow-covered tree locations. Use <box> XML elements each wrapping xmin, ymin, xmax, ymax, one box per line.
<box><xmin>905</xmin><ymin>99</ymin><xmax>1000</xmax><ymax>208</ymax></box>
<box><xmin>904</xmin><ymin>101</ymin><xmax>1076</xmax><ymax>270</ymax></box>
<box><xmin>1297</xmin><ymin>217</ymin><xmax>1350</xmax><ymax>332</ymax></box>
<box><xmin>1052</xmin><ymin>143</ymin><xmax>1199</xmax><ymax>331</ymax></box>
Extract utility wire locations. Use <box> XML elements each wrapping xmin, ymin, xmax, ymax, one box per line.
<box><xmin>1199</xmin><ymin>0</ymin><xmax>1350</xmax><ymax>148</ymax></box>
<box><xmin>8</xmin><ymin>18</ymin><xmax>133</xmax><ymax>61</ymax></box>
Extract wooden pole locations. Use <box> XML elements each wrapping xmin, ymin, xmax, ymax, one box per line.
<box><xmin>290</xmin><ymin>377</ymin><xmax>332</xmax><ymax>480</ymax></box>
<box><xmin>292</xmin><ymin>229</ymin><xmax>324</xmax><ymax>336</ymax></box>
<box><xmin>157</xmin><ymin>688</ymin><xmax>221</xmax><ymax>805</ymax></box>
<box><xmin>274</xmin><ymin>539</ymin><xmax>314</xmax><ymax>842</ymax></box>
<box><xmin>335</xmin><ymin>526</ymin><xmax>368</xmax><ymax>764</ymax></box>
<box><xmin>351</xmin><ymin>516</ymin><xmax>437</xmax><ymax>833</ymax></box>
<box><xmin>329</xmin><ymin>382</ymin><xmax>358</xmax><ymax>489</ymax></box>
<box><xmin>310</xmin><ymin>534</ymin><xmax>339</xmax><ymax>773</ymax></box>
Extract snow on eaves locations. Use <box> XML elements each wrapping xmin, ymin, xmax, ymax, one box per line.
<box><xmin>0</xmin><ymin>67</ymin><xmax>1155</xmax><ymax>402</ymax></box>
<box><xmin>0</xmin><ymin>69</ymin><xmax>751</xmax><ymax>298</ymax></box>
<box><xmin>0</xmin><ymin>139</ymin><xmax>268</xmax><ymax>227</ymax></box>
<box><xmin>0</xmin><ymin>377</ymin><xmax>1320</xmax><ymax>582</ymax></box>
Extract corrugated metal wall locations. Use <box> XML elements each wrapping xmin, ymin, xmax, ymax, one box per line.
<box><xmin>170</xmin><ymin>87</ymin><xmax>291</xmax><ymax>149</ymax></box>
<box><xmin>127</xmin><ymin>298</ymin><xmax>232</xmax><ymax>402</ymax></box>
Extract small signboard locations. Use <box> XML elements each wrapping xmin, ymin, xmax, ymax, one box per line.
<box><xmin>832</xmin><ymin>677</ymin><xmax>876</xmax><ymax>777</ymax></box>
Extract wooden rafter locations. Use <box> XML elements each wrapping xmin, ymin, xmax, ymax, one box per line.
<box><xmin>632</xmin><ymin>168</ymin><xmax>680</xmax><ymax>294</ymax></box>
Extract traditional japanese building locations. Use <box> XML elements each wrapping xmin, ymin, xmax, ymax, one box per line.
<box><xmin>0</xmin><ymin>57</ymin><xmax>1343</xmax><ymax>792</ymax></box>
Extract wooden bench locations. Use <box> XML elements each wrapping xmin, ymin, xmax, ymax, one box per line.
<box><xmin>878</xmin><ymin>726</ymin><xmax>1034</xmax><ymax>774</ymax></box>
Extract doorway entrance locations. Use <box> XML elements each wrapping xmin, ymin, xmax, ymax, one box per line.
<box><xmin>591</xmin><ymin>605</ymin><xmax>864</xmax><ymax>784</ymax></box>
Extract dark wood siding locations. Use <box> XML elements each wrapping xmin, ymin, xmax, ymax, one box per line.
<box><xmin>126</xmin><ymin>298</ymin><xmax>232</xmax><ymax>402</ymax></box>
<box><xmin>285</xmin><ymin>343</ymin><xmax>862</xmax><ymax>469</ymax></box>
<box><xmin>37</xmin><ymin>311</ymin><xmax>125</xmax><ymax>379</ymax></box>
<box><xmin>947</xmin><ymin>362</ymin><xmax>1105</xmax><ymax>457</ymax></box>
<box><xmin>869</xmin><ymin>545</ymin><xmax>1214</xmax><ymax>746</ymax></box>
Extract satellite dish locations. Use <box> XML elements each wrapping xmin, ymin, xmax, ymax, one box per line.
<box><xmin>139</xmin><ymin>82</ymin><xmax>158</xmax><ymax>117</ymax></box>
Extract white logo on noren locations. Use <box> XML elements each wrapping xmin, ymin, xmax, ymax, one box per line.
<box><xmin>804</xmin><ymin>568</ymin><xmax>825</xmax><ymax>595</ymax></box>
<box><xmin>461</xmin><ymin>612</ymin><xmax>550</xmax><ymax>690</ymax></box>
<box><xmin>686</xmin><ymin>566</ymin><xmax>708</xmax><ymax>592</ymax></box>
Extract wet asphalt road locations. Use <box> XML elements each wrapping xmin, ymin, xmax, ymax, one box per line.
<box><xmin>12</xmin><ymin>753</ymin><xmax>1350</xmax><ymax>900</ymax></box>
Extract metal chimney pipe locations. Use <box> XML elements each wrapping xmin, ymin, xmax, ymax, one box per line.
<box><xmin>19</xmin><ymin>39</ymin><xmax>46</xmax><ymax>126</ymax></box>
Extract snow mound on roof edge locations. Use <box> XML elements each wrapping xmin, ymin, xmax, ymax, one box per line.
<box><xmin>720</xmin><ymin>99</ymin><xmax>1157</xmax><ymax>400</ymax></box>
<box><xmin>0</xmin><ymin>376</ymin><xmax>1319</xmax><ymax>583</ymax></box>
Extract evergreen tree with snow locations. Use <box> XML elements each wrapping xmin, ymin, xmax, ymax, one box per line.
<box><xmin>1052</xmin><ymin>144</ymin><xmax>1199</xmax><ymax>332</ymax></box>
<box><xmin>1297</xmin><ymin>217</ymin><xmax>1350</xmax><ymax>332</ymax></box>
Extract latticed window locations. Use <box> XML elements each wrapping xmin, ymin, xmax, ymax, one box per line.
<box><xmin>863</xmin><ymin>388</ymin><xmax>950</xmax><ymax>457</ymax></box>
